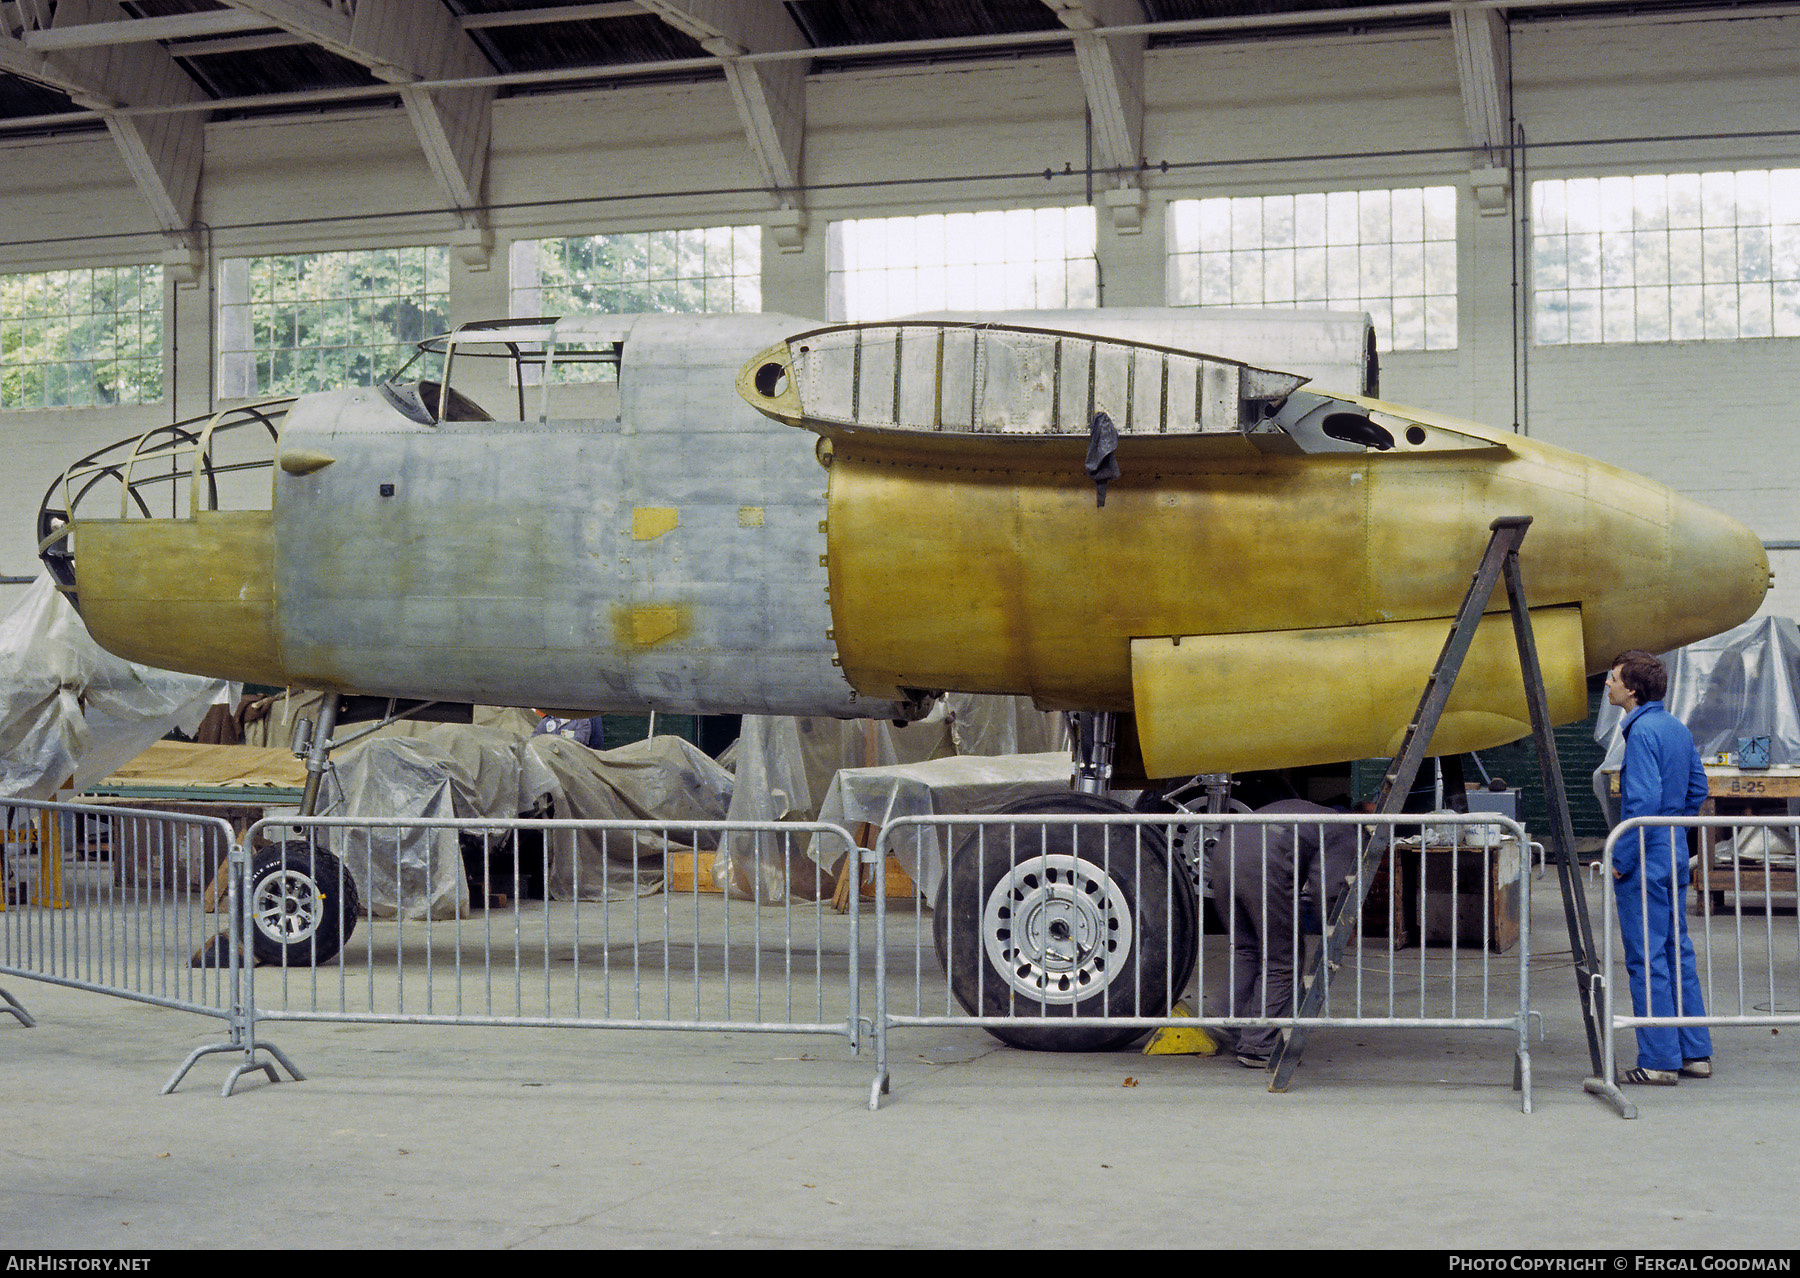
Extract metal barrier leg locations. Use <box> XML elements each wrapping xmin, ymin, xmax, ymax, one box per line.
<box><xmin>1581</xmin><ymin>966</ymin><xmax>1636</xmax><ymax>1119</ymax></box>
<box><xmin>868</xmin><ymin>843</ymin><xmax>891</xmax><ymax>1111</ymax></box>
<box><xmin>1</xmin><ymin>986</ymin><xmax>35</xmax><ymax>1027</ymax></box>
<box><xmin>1583</xmin><ymin>1078</ymin><xmax>1635</xmax><ymax>1118</ymax></box>
<box><xmin>162</xmin><ymin>1041</ymin><xmax>276</xmax><ymax>1096</ymax></box>
<box><xmin>162</xmin><ymin>843</ymin><xmax>307</xmax><ymax>1097</ymax></box>
<box><xmin>160</xmin><ymin>1013</ymin><xmax>307</xmax><ymax>1097</ymax></box>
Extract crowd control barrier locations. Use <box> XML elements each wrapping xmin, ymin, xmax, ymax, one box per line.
<box><xmin>870</xmin><ymin>810</ymin><xmax>1535</xmax><ymax>1110</ymax></box>
<box><xmin>1596</xmin><ymin>814</ymin><xmax>1800</xmax><ymax>1100</ymax></box>
<box><xmin>2</xmin><ymin>797</ymin><xmax>243</xmax><ymax>1035</ymax></box>
<box><xmin>217</xmin><ymin>815</ymin><xmax>873</xmax><ymax>1097</ymax></box>
<box><xmin>7</xmin><ymin>802</ymin><xmax>1549</xmax><ymax>1110</ymax></box>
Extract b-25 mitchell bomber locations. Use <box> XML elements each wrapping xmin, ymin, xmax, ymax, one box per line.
<box><xmin>37</xmin><ymin>308</ymin><xmax>1770</xmax><ymax>1046</ymax></box>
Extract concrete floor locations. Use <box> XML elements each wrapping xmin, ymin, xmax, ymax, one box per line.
<box><xmin>4</xmin><ymin>885</ymin><xmax>1799</xmax><ymax>1250</ymax></box>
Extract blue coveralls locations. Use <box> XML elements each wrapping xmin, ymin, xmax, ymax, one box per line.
<box><xmin>1614</xmin><ymin>700</ymin><xmax>1713</xmax><ymax>1070</ymax></box>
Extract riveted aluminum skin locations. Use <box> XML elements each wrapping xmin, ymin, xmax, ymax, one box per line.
<box><xmin>55</xmin><ymin>313</ymin><xmax>906</xmax><ymax>719</ymax></box>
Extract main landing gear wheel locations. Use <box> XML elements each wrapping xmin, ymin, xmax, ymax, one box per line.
<box><xmin>932</xmin><ymin>793</ymin><xmax>1198</xmax><ymax>1051</ymax></box>
<box><xmin>248</xmin><ymin>842</ymin><xmax>361</xmax><ymax>966</ymax></box>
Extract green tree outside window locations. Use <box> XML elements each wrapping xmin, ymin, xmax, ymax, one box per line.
<box><xmin>218</xmin><ymin>246</ymin><xmax>450</xmax><ymax>398</ymax></box>
<box><xmin>1</xmin><ymin>265</ymin><xmax>164</xmax><ymax>410</ymax></box>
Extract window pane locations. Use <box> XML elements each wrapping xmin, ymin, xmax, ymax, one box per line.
<box><xmin>1635</xmin><ymin>286</ymin><xmax>1670</xmax><ymax>342</ymax></box>
<box><xmin>2</xmin><ymin>264</ymin><xmax>164</xmax><ymax>408</ymax></box>
<box><xmin>221</xmin><ymin>246</ymin><xmax>450</xmax><ymax>396</ymax></box>
<box><xmin>1774</xmin><ymin>280</ymin><xmax>1800</xmax><ymax>337</ymax></box>
<box><xmin>511</xmin><ymin>221</ymin><xmax>762</xmax><ymax>362</ymax></box>
<box><xmin>1532</xmin><ymin>168</ymin><xmax>1800</xmax><ymax>344</ymax></box>
<box><xmin>1169</xmin><ymin>184</ymin><xmax>1457</xmax><ymax>350</ymax></box>
<box><xmin>828</xmin><ymin>205</ymin><xmax>1097</xmax><ymax>322</ymax></box>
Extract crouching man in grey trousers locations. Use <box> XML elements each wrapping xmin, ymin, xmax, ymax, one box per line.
<box><xmin>1207</xmin><ymin>798</ymin><xmax>1360</xmax><ymax>1068</ymax></box>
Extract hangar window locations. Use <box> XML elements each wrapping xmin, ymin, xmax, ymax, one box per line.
<box><xmin>217</xmin><ymin>247</ymin><xmax>449</xmax><ymax>398</ymax></box>
<box><xmin>1167</xmin><ymin>187</ymin><xmax>1459</xmax><ymax>353</ymax></box>
<box><xmin>1532</xmin><ymin>170</ymin><xmax>1800</xmax><ymax>343</ymax></box>
<box><xmin>1</xmin><ymin>265</ymin><xmax>164</xmax><ymax>410</ymax></box>
<box><xmin>826</xmin><ymin>206</ymin><xmax>1099</xmax><ymax>321</ymax></box>
<box><xmin>508</xmin><ymin>225</ymin><xmax>762</xmax><ymax>382</ymax></box>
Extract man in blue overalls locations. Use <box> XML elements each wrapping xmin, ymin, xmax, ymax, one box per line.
<box><xmin>1609</xmin><ymin>650</ymin><xmax>1713</xmax><ymax>1085</ymax></box>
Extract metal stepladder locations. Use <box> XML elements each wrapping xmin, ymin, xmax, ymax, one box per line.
<box><xmin>1264</xmin><ymin>515</ymin><xmax>1633</xmax><ymax>1117</ymax></box>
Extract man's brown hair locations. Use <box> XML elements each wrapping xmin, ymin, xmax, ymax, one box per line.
<box><xmin>1611</xmin><ymin>649</ymin><xmax>1667</xmax><ymax>703</ymax></box>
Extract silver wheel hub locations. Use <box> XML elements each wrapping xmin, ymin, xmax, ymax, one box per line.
<box><xmin>982</xmin><ymin>853</ymin><xmax>1133</xmax><ymax>1004</ymax></box>
<box><xmin>254</xmin><ymin>869</ymin><xmax>324</xmax><ymax>944</ymax></box>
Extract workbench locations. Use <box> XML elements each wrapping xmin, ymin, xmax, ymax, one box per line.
<box><xmin>1696</xmin><ymin>766</ymin><xmax>1800</xmax><ymax>915</ymax></box>
<box><xmin>1606</xmin><ymin>765</ymin><xmax>1800</xmax><ymax>914</ymax></box>
<box><xmin>78</xmin><ymin>741</ymin><xmax>307</xmax><ymax>892</ymax></box>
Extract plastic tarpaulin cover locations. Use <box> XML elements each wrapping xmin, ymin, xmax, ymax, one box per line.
<box><xmin>814</xmin><ymin>751</ymin><xmax>1075</xmax><ymax>902</ymax></box>
<box><xmin>1595</xmin><ymin>616</ymin><xmax>1800</xmax><ymax>767</ymax></box>
<box><xmin>321</xmin><ymin>725</ymin><xmax>538</xmax><ymax>920</ymax></box>
<box><xmin>528</xmin><ymin>734</ymin><xmax>733</xmax><ymax>901</ymax></box>
<box><xmin>0</xmin><ymin>576</ymin><xmax>223</xmax><ymax>801</ymax></box>
<box><xmin>718</xmin><ymin>695</ymin><xmax>1068</xmax><ymax>901</ymax></box>
<box><xmin>322</xmin><ymin>725</ymin><xmax>734</xmax><ymax>918</ymax></box>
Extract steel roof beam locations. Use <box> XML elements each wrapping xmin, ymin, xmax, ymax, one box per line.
<box><xmin>4</xmin><ymin>0</ymin><xmax>207</xmax><ymax>235</ymax></box>
<box><xmin>21</xmin><ymin>10</ymin><xmax>272</xmax><ymax>51</ymax></box>
<box><xmin>1045</xmin><ymin>1</ymin><xmax>1143</xmax><ymax>180</ymax></box>
<box><xmin>222</xmin><ymin>0</ymin><xmax>495</xmax><ymax>227</ymax></box>
<box><xmin>458</xmin><ymin>3</ymin><xmax>644</xmax><ymax>29</ymax></box>
<box><xmin>1452</xmin><ymin>2</ymin><xmax>1511</xmax><ymax>163</ymax></box>
<box><xmin>5</xmin><ymin>0</ymin><xmax>1783</xmax><ymax>144</ymax></box>
<box><xmin>638</xmin><ymin>0</ymin><xmax>807</xmax><ymax>202</ymax></box>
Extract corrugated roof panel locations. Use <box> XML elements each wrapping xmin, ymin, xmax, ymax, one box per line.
<box><xmin>786</xmin><ymin>0</ymin><xmax>1063</xmax><ymax>46</ymax></box>
<box><xmin>471</xmin><ymin>12</ymin><xmax>710</xmax><ymax>73</ymax></box>
<box><xmin>0</xmin><ymin>75</ymin><xmax>88</xmax><ymax>123</ymax></box>
<box><xmin>178</xmin><ymin>42</ymin><xmax>386</xmax><ymax>102</ymax></box>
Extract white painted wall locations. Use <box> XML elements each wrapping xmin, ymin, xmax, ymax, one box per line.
<box><xmin>3</xmin><ymin>13</ymin><xmax>1797</xmax><ymax>624</ymax></box>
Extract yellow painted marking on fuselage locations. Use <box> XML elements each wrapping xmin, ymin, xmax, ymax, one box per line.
<box><xmin>614</xmin><ymin>604</ymin><xmax>689</xmax><ymax>649</ymax></box>
<box><xmin>631</xmin><ymin>507</ymin><xmax>678</xmax><ymax>540</ymax></box>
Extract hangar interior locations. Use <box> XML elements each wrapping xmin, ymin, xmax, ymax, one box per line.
<box><xmin>3</xmin><ymin>0</ymin><xmax>1798</xmax><ymax>618</ymax></box>
<box><xmin>4</xmin><ymin>5</ymin><xmax>1800</xmax><ymax>1243</ymax></box>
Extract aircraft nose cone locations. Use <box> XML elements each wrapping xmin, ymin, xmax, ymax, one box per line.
<box><xmin>1667</xmin><ymin>498</ymin><xmax>1769</xmax><ymax>643</ymax></box>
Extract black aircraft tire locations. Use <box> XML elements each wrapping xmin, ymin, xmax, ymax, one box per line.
<box><xmin>932</xmin><ymin>792</ymin><xmax>1198</xmax><ymax>1052</ymax></box>
<box><xmin>247</xmin><ymin>842</ymin><xmax>361</xmax><ymax>967</ymax></box>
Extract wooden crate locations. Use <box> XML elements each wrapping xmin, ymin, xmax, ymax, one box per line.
<box><xmin>1416</xmin><ymin>841</ymin><xmax>1522</xmax><ymax>953</ymax></box>
<box><xmin>1358</xmin><ymin>839</ymin><xmax>1521</xmax><ymax>952</ymax></box>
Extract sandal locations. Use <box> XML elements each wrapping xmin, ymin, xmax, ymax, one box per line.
<box><xmin>1620</xmin><ymin>1066</ymin><xmax>1679</xmax><ymax>1086</ymax></box>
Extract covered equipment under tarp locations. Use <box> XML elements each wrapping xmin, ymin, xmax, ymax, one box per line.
<box><xmin>1596</xmin><ymin>616</ymin><xmax>1800</xmax><ymax>766</ymax></box>
<box><xmin>100</xmin><ymin>738</ymin><xmax>306</xmax><ymax>791</ymax></box>
<box><xmin>319</xmin><ymin>725</ymin><xmax>732</xmax><ymax>919</ymax></box>
<box><xmin>813</xmin><ymin>751</ymin><xmax>1074</xmax><ymax>902</ymax></box>
<box><xmin>528</xmin><ymin>733</ymin><xmax>732</xmax><ymax>901</ymax></box>
<box><xmin>0</xmin><ymin>575</ymin><xmax>223</xmax><ymax>800</ymax></box>
<box><xmin>718</xmin><ymin>694</ymin><xmax>1068</xmax><ymax>901</ymax></box>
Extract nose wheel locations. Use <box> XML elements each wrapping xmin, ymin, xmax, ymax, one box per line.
<box><xmin>247</xmin><ymin>843</ymin><xmax>360</xmax><ymax>966</ymax></box>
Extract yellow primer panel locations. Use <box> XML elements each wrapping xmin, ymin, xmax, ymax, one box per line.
<box><xmin>72</xmin><ymin>512</ymin><xmax>285</xmax><ymax>686</ymax></box>
<box><xmin>614</xmin><ymin>604</ymin><xmax>689</xmax><ymax>649</ymax></box>
<box><xmin>822</xmin><ymin>439</ymin><xmax>1374</xmax><ymax>708</ymax></box>
<box><xmin>1130</xmin><ymin>607</ymin><xmax>1588</xmax><ymax>778</ymax></box>
<box><xmin>631</xmin><ymin>507</ymin><xmax>678</xmax><ymax>541</ymax></box>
